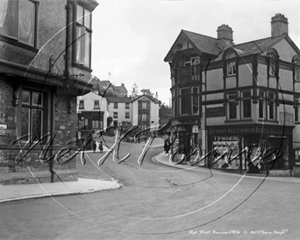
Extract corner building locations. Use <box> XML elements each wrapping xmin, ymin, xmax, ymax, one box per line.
<box><xmin>165</xmin><ymin>14</ymin><xmax>300</xmax><ymax>175</ymax></box>
<box><xmin>0</xmin><ymin>0</ymin><xmax>98</xmax><ymax>184</ymax></box>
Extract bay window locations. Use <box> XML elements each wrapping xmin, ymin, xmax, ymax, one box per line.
<box><xmin>0</xmin><ymin>0</ymin><xmax>37</xmax><ymax>47</ymax></box>
<box><xmin>74</xmin><ymin>4</ymin><xmax>92</xmax><ymax>68</ymax></box>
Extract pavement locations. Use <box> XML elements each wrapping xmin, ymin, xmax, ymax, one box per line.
<box><xmin>1</xmin><ymin>150</ymin><xmax>300</xmax><ymax>204</ymax></box>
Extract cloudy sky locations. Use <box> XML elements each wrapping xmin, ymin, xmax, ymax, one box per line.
<box><xmin>91</xmin><ymin>0</ymin><xmax>300</xmax><ymax>105</ymax></box>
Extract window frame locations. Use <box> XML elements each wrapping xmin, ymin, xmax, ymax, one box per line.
<box><xmin>73</xmin><ymin>3</ymin><xmax>92</xmax><ymax>70</ymax></box>
<box><xmin>180</xmin><ymin>88</ymin><xmax>190</xmax><ymax>115</ymax></box>
<box><xmin>192</xmin><ymin>87</ymin><xmax>199</xmax><ymax>115</ymax></box>
<box><xmin>142</xmin><ymin>114</ymin><xmax>147</xmax><ymax>121</ymax></box>
<box><xmin>268</xmin><ymin>92</ymin><xmax>276</xmax><ymax>121</ymax></box>
<box><xmin>0</xmin><ymin>0</ymin><xmax>38</xmax><ymax>48</ymax></box>
<box><xmin>142</xmin><ymin>102</ymin><xmax>147</xmax><ymax>110</ymax></box>
<box><xmin>125</xmin><ymin>112</ymin><xmax>130</xmax><ymax>119</ymax></box>
<box><xmin>241</xmin><ymin>91</ymin><xmax>251</xmax><ymax>119</ymax></box>
<box><xmin>258</xmin><ymin>91</ymin><xmax>266</xmax><ymax>120</ymax></box>
<box><xmin>292</xmin><ymin>56</ymin><xmax>300</xmax><ymax>82</ymax></box>
<box><xmin>79</xmin><ymin>100</ymin><xmax>84</xmax><ymax>109</ymax></box>
<box><xmin>125</xmin><ymin>103</ymin><xmax>130</xmax><ymax>109</ymax></box>
<box><xmin>113</xmin><ymin>102</ymin><xmax>118</xmax><ymax>109</ymax></box>
<box><xmin>295</xmin><ymin>96</ymin><xmax>300</xmax><ymax>123</ymax></box>
<box><xmin>113</xmin><ymin>112</ymin><xmax>118</xmax><ymax>119</ymax></box>
<box><xmin>227</xmin><ymin>92</ymin><xmax>238</xmax><ymax>120</ymax></box>
<box><xmin>94</xmin><ymin>100</ymin><xmax>99</xmax><ymax>109</ymax></box>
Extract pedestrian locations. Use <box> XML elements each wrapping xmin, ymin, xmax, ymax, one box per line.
<box><xmin>91</xmin><ymin>130</ymin><xmax>97</xmax><ymax>153</ymax></box>
<box><xmin>164</xmin><ymin>137</ymin><xmax>170</xmax><ymax>155</ymax></box>
<box><xmin>99</xmin><ymin>141</ymin><xmax>103</xmax><ymax>153</ymax></box>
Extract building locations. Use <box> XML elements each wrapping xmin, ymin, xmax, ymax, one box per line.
<box><xmin>132</xmin><ymin>95</ymin><xmax>160</xmax><ymax>131</ymax></box>
<box><xmin>107</xmin><ymin>97</ymin><xmax>132</xmax><ymax>128</ymax></box>
<box><xmin>165</xmin><ymin>13</ymin><xmax>300</xmax><ymax>175</ymax></box>
<box><xmin>98</xmin><ymin>80</ymin><xmax>128</xmax><ymax>97</ymax></box>
<box><xmin>77</xmin><ymin>91</ymin><xmax>109</xmax><ymax>133</ymax></box>
<box><xmin>0</xmin><ymin>0</ymin><xmax>98</xmax><ymax>184</ymax></box>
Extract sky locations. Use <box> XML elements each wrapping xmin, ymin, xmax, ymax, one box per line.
<box><xmin>91</xmin><ymin>0</ymin><xmax>300</xmax><ymax>105</ymax></box>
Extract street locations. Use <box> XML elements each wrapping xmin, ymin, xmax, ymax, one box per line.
<box><xmin>0</xmin><ymin>137</ymin><xmax>299</xmax><ymax>240</ymax></box>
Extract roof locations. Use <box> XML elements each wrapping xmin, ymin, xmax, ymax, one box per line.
<box><xmin>132</xmin><ymin>94</ymin><xmax>160</xmax><ymax>104</ymax></box>
<box><xmin>164</xmin><ymin>29</ymin><xmax>222</xmax><ymax>62</ymax></box>
<box><xmin>106</xmin><ymin>97</ymin><xmax>132</xmax><ymax>103</ymax></box>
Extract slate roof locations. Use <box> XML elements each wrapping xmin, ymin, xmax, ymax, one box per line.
<box><xmin>132</xmin><ymin>94</ymin><xmax>160</xmax><ymax>104</ymax></box>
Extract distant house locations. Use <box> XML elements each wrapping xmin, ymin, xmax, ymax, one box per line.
<box><xmin>132</xmin><ymin>95</ymin><xmax>160</xmax><ymax>131</ymax></box>
<box><xmin>77</xmin><ymin>92</ymin><xmax>109</xmax><ymax>132</ymax></box>
<box><xmin>107</xmin><ymin>97</ymin><xmax>132</xmax><ymax>128</ymax></box>
<box><xmin>114</xmin><ymin>83</ymin><xmax>128</xmax><ymax>97</ymax></box>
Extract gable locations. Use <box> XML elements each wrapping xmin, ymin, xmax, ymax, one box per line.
<box><xmin>270</xmin><ymin>38</ymin><xmax>299</xmax><ymax>62</ymax></box>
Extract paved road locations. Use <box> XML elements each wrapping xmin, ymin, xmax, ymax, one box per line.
<box><xmin>0</xmin><ymin>137</ymin><xmax>299</xmax><ymax>240</ymax></box>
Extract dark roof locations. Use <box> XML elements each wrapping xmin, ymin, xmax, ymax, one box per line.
<box><xmin>132</xmin><ymin>94</ymin><xmax>160</xmax><ymax>104</ymax></box>
<box><xmin>106</xmin><ymin>97</ymin><xmax>132</xmax><ymax>103</ymax></box>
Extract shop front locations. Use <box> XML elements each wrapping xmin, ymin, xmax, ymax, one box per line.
<box><xmin>207</xmin><ymin>124</ymin><xmax>294</xmax><ymax>174</ymax></box>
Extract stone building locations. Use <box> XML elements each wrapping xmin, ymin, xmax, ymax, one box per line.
<box><xmin>165</xmin><ymin>13</ymin><xmax>300</xmax><ymax>176</ymax></box>
<box><xmin>0</xmin><ymin>0</ymin><xmax>98</xmax><ymax>184</ymax></box>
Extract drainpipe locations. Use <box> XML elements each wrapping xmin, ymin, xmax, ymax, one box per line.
<box><xmin>65</xmin><ymin>0</ymin><xmax>70</xmax><ymax>78</ymax></box>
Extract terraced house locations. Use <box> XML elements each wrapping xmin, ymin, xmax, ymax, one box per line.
<box><xmin>165</xmin><ymin>13</ymin><xmax>300</xmax><ymax>176</ymax></box>
<box><xmin>0</xmin><ymin>0</ymin><xmax>98</xmax><ymax>184</ymax></box>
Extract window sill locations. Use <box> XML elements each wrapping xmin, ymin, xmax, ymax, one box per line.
<box><xmin>72</xmin><ymin>62</ymin><xmax>93</xmax><ymax>72</ymax></box>
<box><xmin>0</xmin><ymin>35</ymin><xmax>38</xmax><ymax>52</ymax></box>
<box><xmin>258</xmin><ymin>119</ymin><xmax>279</xmax><ymax>123</ymax></box>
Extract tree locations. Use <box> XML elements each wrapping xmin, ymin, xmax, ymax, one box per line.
<box><xmin>131</xmin><ymin>83</ymin><xmax>139</xmax><ymax>97</ymax></box>
<box><xmin>159</xmin><ymin>103</ymin><xmax>171</xmax><ymax>125</ymax></box>
<box><xmin>140</xmin><ymin>88</ymin><xmax>154</xmax><ymax>97</ymax></box>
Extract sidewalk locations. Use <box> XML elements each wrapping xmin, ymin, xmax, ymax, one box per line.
<box><xmin>152</xmin><ymin>151</ymin><xmax>300</xmax><ymax>183</ymax></box>
<box><xmin>0</xmin><ymin>178</ymin><xmax>120</xmax><ymax>203</ymax></box>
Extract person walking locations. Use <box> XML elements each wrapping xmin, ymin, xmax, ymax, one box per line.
<box><xmin>164</xmin><ymin>137</ymin><xmax>170</xmax><ymax>155</ymax></box>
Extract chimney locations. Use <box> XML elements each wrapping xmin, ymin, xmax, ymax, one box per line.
<box><xmin>271</xmin><ymin>13</ymin><xmax>288</xmax><ymax>37</ymax></box>
<box><xmin>121</xmin><ymin>83</ymin><xmax>124</xmax><ymax>87</ymax></box>
<box><xmin>217</xmin><ymin>24</ymin><xmax>234</xmax><ymax>49</ymax></box>
<box><xmin>155</xmin><ymin>91</ymin><xmax>158</xmax><ymax>99</ymax></box>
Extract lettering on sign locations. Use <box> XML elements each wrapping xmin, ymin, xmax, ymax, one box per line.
<box><xmin>208</xmin><ymin>126</ymin><xmax>292</xmax><ymax>135</ymax></box>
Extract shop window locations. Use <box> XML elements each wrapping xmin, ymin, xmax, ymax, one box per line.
<box><xmin>125</xmin><ymin>112</ymin><xmax>130</xmax><ymax>119</ymax></box>
<box><xmin>258</xmin><ymin>91</ymin><xmax>265</xmax><ymax>119</ymax></box>
<box><xmin>113</xmin><ymin>102</ymin><xmax>118</xmax><ymax>109</ymax></box>
<box><xmin>295</xmin><ymin>96</ymin><xmax>300</xmax><ymax>122</ymax></box>
<box><xmin>268</xmin><ymin>92</ymin><xmax>276</xmax><ymax>120</ymax></box>
<box><xmin>192</xmin><ymin>87</ymin><xmax>199</xmax><ymax>114</ymax></box>
<box><xmin>113</xmin><ymin>112</ymin><xmax>118</xmax><ymax>118</ymax></box>
<box><xmin>21</xmin><ymin>90</ymin><xmax>44</xmax><ymax>142</ymax></box>
<box><xmin>125</xmin><ymin>103</ymin><xmax>129</xmax><ymax>109</ymax></box>
<box><xmin>227</xmin><ymin>92</ymin><xmax>238</xmax><ymax>120</ymax></box>
<box><xmin>94</xmin><ymin>100</ymin><xmax>99</xmax><ymax>109</ymax></box>
<box><xmin>79</xmin><ymin>100</ymin><xmax>84</xmax><ymax>109</ymax></box>
<box><xmin>242</xmin><ymin>91</ymin><xmax>251</xmax><ymax>118</ymax></box>
<box><xmin>74</xmin><ymin>4</ymin><xmax>92</xmax><ymax>68</ymax></box>
<box><xmin>142</xmin><ymin>114</ymin><xmax>146</xmax><ymax>121</ymax></box>
<box><xmin>180</xmin><ymin>88</ymin><xmax>190</xmax><ymax>115</ymax></box>
<box><xmin>0</xmin><ymin>0</ymin><xmax>37</xmax><ymax>47</ymax></box>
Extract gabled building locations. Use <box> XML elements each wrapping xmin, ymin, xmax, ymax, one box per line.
<box><xmin>106</xmin><ymin>97</ymin><xmax>132</xmax><ymax>128</ymax></box>
<box><xmin>0</xmin><ymin>0</ymin><xmax>98</xmax><ymax>184</ymax></box>
<box><xmin>77</xmin><ymin>91</ymin><xmax>109</xmax><ymax>133</ymax></box>
<box><xmin>132</xmin><ymin>95</ymin><xmax>160</xmax><ymax>131</ymax></box>
<box><xmin>165</xmin><ymin>13</ymin><xmax>300</xmax><ymax>175</ymax></box>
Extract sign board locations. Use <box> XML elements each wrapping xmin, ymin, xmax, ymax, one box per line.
<box><xmin>0</xmin><ymin>124</ymin><xmax>7</xmax><ymax>136</ymax></box>
<box><xmin>192</xmin><ymin>125</ymin><xmax>199</xmax><ymax>133</ymax></box>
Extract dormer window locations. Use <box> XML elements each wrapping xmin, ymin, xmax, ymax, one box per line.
<box><xmin>226</xmin><ymin>52</ymin><xmax>237</xmax><ymax>76</ymax></box>
<box><xmin>292</xmin><ymin>56</ymin><xmax>300</xmax><ymax>81</ymax></box>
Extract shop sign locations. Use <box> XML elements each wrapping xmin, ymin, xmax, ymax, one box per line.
<box><xmin>192</xmin><ymin>125</ymin><xmax>199</xmax><ymax>133</ymax></box>
<box><xmin>208</xmin><ymin>126</ymin><xmax>292</xmax><ymax>135</ymax></box>
<box><xmin>0</xmin><ymin>124</ymin><xmax>7</xmax><ymax>136</ymax></box>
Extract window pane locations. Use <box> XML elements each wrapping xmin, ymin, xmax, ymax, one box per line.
<box><xmin>32</xmin><ymin>92</ymin><xmax>42</xmax><ymax>106</ymax></box>
<box><xmin>21</xmin><ymin>108</ymin><xmax>30</xmax><ymax>139</ymax></box>
<box><xmin>0</xmin><ymin>0</ymin><xmax>18</xmax><ymax>39</ymax></box>
<box><xmin>243</xmin><ymin>99</ymin><xmax>251</xmax><ymax>118</ymax></box>
<box><xmin>22</xmin><ymin>90</ymin><xmax>30</xmax><ymax>104</ymax></box>
<box><xmin>181</xmin><ymin>89</ymin><xmax>190</xmax><ymax>114</ymax></box>
<box><xmin>84</xmin><ymin>9</ymin><xmax>91</xmax><ymax>29</ymax></box>
<box><xmin>269</xmin><ymin>102</ymin><xmax>274</xmax><ymax>119</ymax></box>
<box><xmin>84</xmin><ymin>31</ymin><xmax>90</xmax><ymax>67</ymax></box>
<box><xmin>76</xmin><ymin>26</ymin><xmax>85</xmax><ymax>64</ymax></box>
<box><xmin>259</xmin><ymin>99</ymin><xmax>264</xmax><ymax>118</ymax></box>
<box><xmin>32</xmin><ymin>109</ymin><xmax>42</xmax><ymax>139</ymax></box>
<box><xmin>18</xmin><ymin>0</ymin><xmax>35</xmax><ymax>46</ymax></box>
<box><xmin>229</xmin><ymin>102</ymin><xmax>236</xmax><ymax>119</ymax></box>
<box><xmin>76</xmin><ymin>5</ymin><xmax>83</xmax><ymax>24</ymax></box>
<box><xmin>192</xmin><ymin>88</ymin><xmax>198</xmax><ymax>114</ymax></box>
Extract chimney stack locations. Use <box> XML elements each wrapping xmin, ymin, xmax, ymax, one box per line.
<box><xmin>271</xmin><ymin>13</ymin><xmax>288</xmax><ymax>37</ymax></box>
<box><xmin>217</xmin><ymin>24</ymin><xmax>234</xmax><ymax>49</ymax></box>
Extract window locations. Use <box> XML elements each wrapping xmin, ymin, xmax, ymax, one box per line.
<box><xmin>114</xmin><ymin>102</ymin><xmax>118</xmax><ymax>109</ymax></box>
<box><xmin>74</xmin><ymin>4</ymin><xmax>92</xmax><ymax>68</ymax></box>
<box><xmin>267</xmin><ymin>52</ymin><xmax>276</xmax><ymax>77</ymax></box>
<box><xmin>293</xmin><ymin>57</ymin><xmax>300</xmax><ymax>81</ymax></box>
<box><xmin>142</xmin><ymin>102</ymin><xmax>147</xmax><ymax>109</ymax></box>
<box><xmin>259</xmin><ymin>91</ymin><xmax>265</xmax><ymax>119</ymax></box>
<box><xmin>242</xmin><ymin>91</ymin><xmax>251</xmax><ymax>118</ymax></box>
<box><xmin>0</xmin><ymin>0</ymin><xmax>37</xmax><ymax>46</ymax></box>
<box><xmin>125</xmin><ymin>112</ymin><xmax>130</xmax><ymax>119</ymax></box>
<box><xmin>113</xmin><ymin>112</ymin><xmax>118</xmax><ymax>118</ymax></box>
<box><xmin>125</xmin><ymin>103</ymin><xmax>129</xmax><ymax>109</ymax></box>
<box><xmin>295</xmin><ymin>97</ymin><xmax>300</xmax><ymax>122</ymax></box>
<box><xmin>92</xmin><ymin>114</ymin><xmax>99</xmax><ymax>128</ymax></box>
<box><xmin>180</xmin><ymin>88</ymin><xmax>190</xmax><ymax>114</ymax></box>
<box><xmin>79</xmin><ymin>100</ymin><xmax>84</xmax><ymax>109</ymax></box>
<box><xmin>142</xmin><ymin>114</ymin><xmax>146</xmax><ymax>121</ymax></box>
<box><xmin>226</xmin><ymin>52</ymin><xmax>237</xmax><ymax>76</ymax></box>
<box><xmin>21</xmin><ymin>90</ymin><xmax>44</xmax><ymax>141</ymax></box>
<box><xmin>227</xmin><ymin>92</ymin><xmax>237</xmax><ymax>119</ymax></box>
<box><xmin>94</xmin><ymin>100</ymin><xmax>99</xmax><ymax>109</ymax></box>
<box><xmin>268</xmin><ymin>92</ymin><xmax>276</xmax><ymax>120</ymax></box>
<box><xmin>192</xmin><ymin>87</ymin><xmax>199</xmax><ymax>114</ymax></box>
